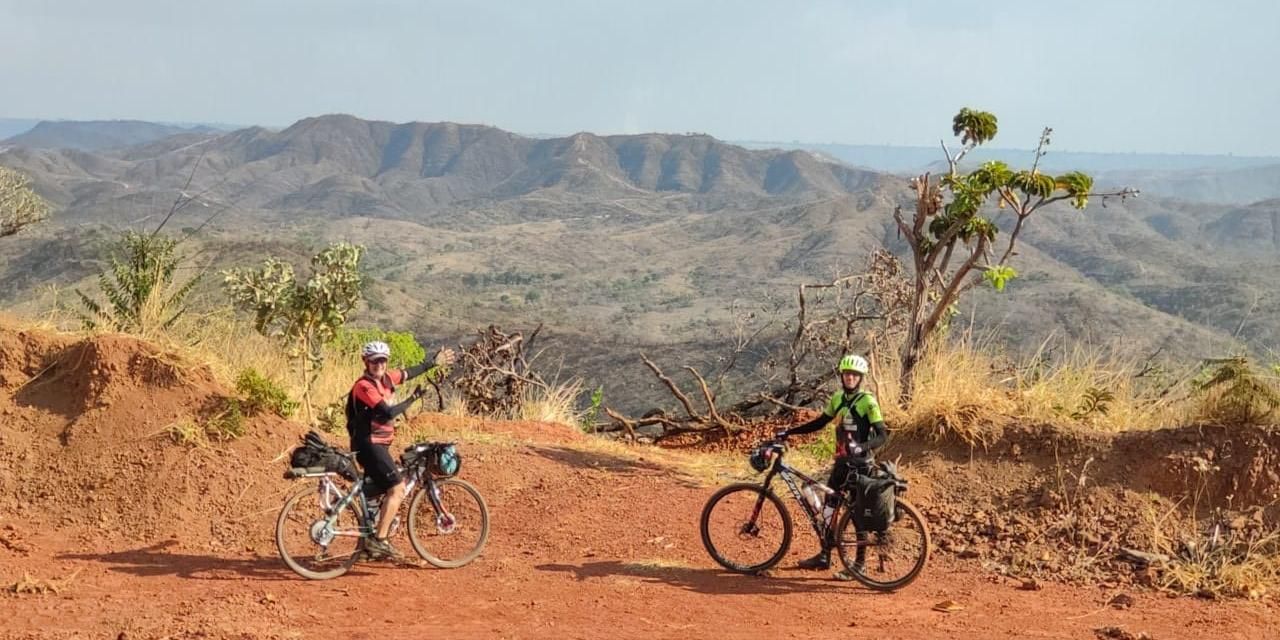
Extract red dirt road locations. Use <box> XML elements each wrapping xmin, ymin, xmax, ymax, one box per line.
<box><xmin>3</xmin><ymin>437</ymin><xmax>1276</xmax><ymax>640</ymax></box>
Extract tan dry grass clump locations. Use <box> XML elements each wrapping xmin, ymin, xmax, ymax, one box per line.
<box><xmin>872</xmin><ymin>333</ymin><xmax>1197</xmax><ymax>445</ymax></box>
<box><xmin>7</xmin><ymin>569</ymin><xmax>83</xmax><ymax>596</ymax></box>
<box><xmin>1137</xmin><ymin>503</ymin><xmax>1280</xmax><ymax>599</ymax></box>
<box><xmin>517</xmin><ymin>379</ymin><xmax>586</xmax><ymax>427</ymax></box>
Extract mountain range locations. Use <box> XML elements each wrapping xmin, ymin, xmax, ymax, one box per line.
<box><xmin>1</xmin><ymin>115</ymin><xmax>1276</xmax><ymax>410</ymax></box>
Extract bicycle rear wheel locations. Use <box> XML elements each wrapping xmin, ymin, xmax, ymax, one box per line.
<box><xmin>700</xmin><ymin>483</ymin><xmax>793</xmax><ymax>574</ymax></box>
<box><xmin>833</xmin><ymin>497</ymin><xmax>930</xmax><ymax>591</ymax></box>
<box><xmin>407</xmin><ymin>478</ymin><xmax>490</xmax><ymax>568</ymax></box>
<box><xmin>276</xmin><ymin>484</ymin><xmax>366</xmax><ymax>580</ymax></box>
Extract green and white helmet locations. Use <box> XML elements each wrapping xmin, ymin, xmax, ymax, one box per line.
<box><xmin>838</xmin><ymin>354</ymin><xmax>870</xmax><ymax>375</ymax></box>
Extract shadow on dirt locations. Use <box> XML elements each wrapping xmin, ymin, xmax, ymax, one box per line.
<box><xmin>58</xmin><ymin>540</ymin><xmax>372</xmax><ymax>581</ymax></box>
<box><xmin>535</xmin><ymin>560</ymin><xmax>880</xmax><ymax>597</ymax></box>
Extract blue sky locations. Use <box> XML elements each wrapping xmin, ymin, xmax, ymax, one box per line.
<box><xmin>2</xmin><ymin>0</ymin><xmax>1276</xmax><ymax>155</ymax></box>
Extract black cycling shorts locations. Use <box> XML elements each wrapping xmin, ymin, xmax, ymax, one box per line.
<box><xmin>827</xmin><ymin>457</ymin><xmax>873</xmax><ymax>499</ymax></box>
<box><xmin>355</xmin><ymin>443</ymin><xmax>402</xmax><ymax>497</ymax></box>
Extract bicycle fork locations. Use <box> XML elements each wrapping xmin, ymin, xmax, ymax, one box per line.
<box><xmin>423</xmin><ymin>478</ymin><xmax>457</xmax><ymax>534</ymax></box>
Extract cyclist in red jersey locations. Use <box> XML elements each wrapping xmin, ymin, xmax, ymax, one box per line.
<box><xmin>347</xmin><ymin>340</ymin><xmax>455</xmax><ymax>559</ymax></box>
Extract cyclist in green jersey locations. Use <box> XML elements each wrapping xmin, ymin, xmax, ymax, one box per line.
<box><xmin>779</xmin><ymin>354</ymin><xmax>888</xmax><ymax>578</ymax></box>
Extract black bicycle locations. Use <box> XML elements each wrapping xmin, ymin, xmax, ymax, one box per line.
<box><xmin>699</xmin><ymin>438</ymin><xmax>930</xmax><ymax>591</ymax></box>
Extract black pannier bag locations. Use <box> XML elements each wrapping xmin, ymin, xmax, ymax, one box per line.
<box><xmin>850</xmin><ymin>462</ymin><xmax>907</xmax><ymax>532</ymax></box>
<box><xmin>286</xmin><ymin>431</ymin><xmax>357</xmax><ymax>480</ymax></box>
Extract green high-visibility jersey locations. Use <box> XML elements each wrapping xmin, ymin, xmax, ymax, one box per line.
<box><xmin>822</xmin><ymin>389</ymin><xmax>883</xmax><ymax>446</ymax></box>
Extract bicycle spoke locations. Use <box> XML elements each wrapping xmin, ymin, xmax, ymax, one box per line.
<box><xmin>701</xmin><ymin>485</ymin><xmax>791</xmax><ymax>573</ymax></box>
<box><xmin>408</xmin><ymin>479</ymin><xmax>489</xmax><ymax>568</ymax></box>
<box><xmin>276</xmin><ymin>485</ymin><xmax>364</xmax><ymax>579</ymax></box>
<box><xmin>836</xmin><ymin>499</ymin><xmax>930</xmax><ymax>590</ymax></box>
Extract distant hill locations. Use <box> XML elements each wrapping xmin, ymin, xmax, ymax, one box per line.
<box><xmin>738</xmin><ymin>140</ymin><xmax>1280</xmax><ymax>204</ymax></box>
<box><xmin>1204</xmin><ymin>198</ymin><xmax>1280</xmax><ymax>252</ymax></box>
<box><xmin>1093</xmin><ymin>164</ymin><xmax>1280</xmax><ymax>204</ymax></box>
<box><xmin>0</xmin><ymin>114</ymin><xmax>886</xmax><ymax>222</ymax></box>
<box><xmin>1</xmin><ymin>114</ymin><xmax>1276</xmax><ymax>412</ymax></box>
<box><xmin>1</xmin><ymin>119</ymin><xmax>222</xmax><ymax>152</ymax></box>
<box><xmin>0</xmin><ymin>118</ymin><xmax>41</xmax><ymax>141</ymax></box>
<box><xmin>738</xmin><ymin>140</ymin><xmax>1280</xmax><ymax>174</ymax></box>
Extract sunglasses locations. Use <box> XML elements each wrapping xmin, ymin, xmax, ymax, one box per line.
<box><xmin>366</xmin><ymin>357</ymin><xmax>389</xmax><ymax>364</ymax></box>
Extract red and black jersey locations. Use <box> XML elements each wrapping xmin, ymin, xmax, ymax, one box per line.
<box><xmin>346</xmin><ymin>369</ymin><xmax>407</xmax><ymax>448</ymax></box>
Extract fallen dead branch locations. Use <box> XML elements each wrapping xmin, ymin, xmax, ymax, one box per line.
<box><xmin>453</xmin><ymin>324</ymin><xmax>547</xmax><ymax>416</ymax></box>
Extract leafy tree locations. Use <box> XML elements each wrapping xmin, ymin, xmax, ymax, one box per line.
<box><xmin>0</xmin><ymin>166</ymin><xmax>50</xmax><ymax>238</ymax></box>
<box><xmin>223</xmin><ymin>242</ymin><xmax>364</xmax><ymax>421</ymax></box>
<box><xmin>332</xmin><ymin>328</ymin><xmax>425</xmax><ymax>369</ymax></box>
<box><xmin>75</xmin><ymin>232</ymin><xmax>199</xmax><ymax>334</ymax></box>
<box><xmin>893</xmin><ymin>108</ymin><xmax>1137</xmax><ymax>402</ymax></box>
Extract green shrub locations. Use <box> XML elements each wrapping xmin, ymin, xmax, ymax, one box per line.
<box><xmin>332</xmin><ymin>328</ymin><xmax>426</xmax><ymax>369</ymax></box>
<box><xmin>235</xmin><ymin>368</ymin><xmax>299</xmax><ymax>417</ymax></box>
<box><xmin>805</xmin><ymin>429</ymin><xmax>837</xmax><ymax>460</ymax></box>
<box><xmin>580</xmin><ymin>385</ymin><xmax>604</xmax><ymax>432</ymax></box>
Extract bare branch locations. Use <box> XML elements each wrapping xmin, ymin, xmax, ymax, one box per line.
<box><xmin>152</xmin><ymin>146</ymin><xmax>209</xmax><ymax>237</ymax></box>
<box><xmin>603</xmin><ymin>407</ymin><xmax>638</xmax><ymax>440</ymax></box>
<box><xmin>941</xmin><ymin>139</ymin><xmax>976</xmax><ymax>176</ymax></box>
<box><xmin>996</xmin><ymin>212</ymin><xmax>1032</xmax><ymax>266</ymax></box>
<box><xmin>756</xmin><ymin>394</ymin><xmax>808</xmax><ymax>412</ymax></box>
<box><xmin>1234</xmin><ymin>288</ymin><xmax>1262</xmax><ymax>339</ymax></box>
<box><xmin>641</xmin><ymin>353</ymin><xmax>699</xmax><ymax>418</ymax></box>
<box><xmin>685</xmin><ymin>365</ymin><xmax>734</xmax><ymax>433</ymax></box>
<box><xmin>892</xmin><ymin>205</ymin><xmax>914</xmax><ymax>243</ymax></box>
<box><xmin>921</xmin><ymin>236</ymin><xmax>989</xmax><ymax>337</ymax></box>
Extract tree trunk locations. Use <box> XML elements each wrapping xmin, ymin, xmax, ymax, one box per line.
<box><xmin>899</xmin><ymin>327</ymin><xmax>926</xmax><ymax>405</ymax></box>
<box><xmin>899</xmin><ymin>273</ymin><xmax>931</xmax><ymax>406</ymax></box>
<box><xmin>300</xmin><ymin>335</ymin><xmax>315</xmax><ymax>425</ymax></box>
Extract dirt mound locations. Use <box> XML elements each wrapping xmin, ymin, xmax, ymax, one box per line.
<box><xmin>0</xmin><ymin>325</ymin><xmax>302</xmax><ymax>550</ymax></box>
<box><xmin>0</xmin><ymin>322</ymin><xmax>73</xmax><ymax>389</ymax></box>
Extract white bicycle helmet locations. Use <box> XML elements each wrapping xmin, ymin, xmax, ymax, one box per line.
<box><xmin>838</xmin><ymin>354</ymin><xmax>870</xmax><ymax>375</ymax></box>
<box><xmin>361</xmin><ymin>340</ymin><xmax>392</xmax><ymax>361</ymax></box>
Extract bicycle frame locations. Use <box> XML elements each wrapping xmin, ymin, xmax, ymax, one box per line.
<box><xmin>761</xmin><ymin>456</ymin><xmax>839</xmax><ymax>540</ymax></box>
<box><xmin>305</xmin><ymin>460</ymin><xmax>448</xmax><ymax>539</ymax></box>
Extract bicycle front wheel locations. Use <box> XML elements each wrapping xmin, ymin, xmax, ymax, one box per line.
<box><xmin>700</xmin><ymin>483</ymin><xmax>793</xmax><ymax>574</ymax></box>
<box><xmin>407</xmin><ymin>478</ymin><xmax>490</xmax><ymax>568</ymax></box>
<box><xmin>275</xmin><ymin>484</ymin><xmax>365</xmax><ymax>580</ymax></box>
<box><xmin>834</xmin><ymin>497</ymin><xmax>930</xmax><ymax>591</ymax></box>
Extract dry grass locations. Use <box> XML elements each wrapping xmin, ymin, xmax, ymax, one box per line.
<box><xmin>879</xmin><ymin>338</ymin><xmax>1018</xmax><ymax>446</ymax></box>
<box><xmin>6</xmin><ymin>297</ymin><xmax>1255</xmax><ymax>444</ymax></box>
<box><xmin>167</xmin><ymin>308</ymin><xmax>361</xmax><ymax>409</ymax></box>
<box><xmin>6</xmin><ymin>569</ymin><xmax>83</xmax><ymax>595</ymax></box>
<box><xmin>871</xmin><ymin>332</ymin><xmax>1199</xmax><ymax>445</ymax></box>
<box><xmin>1013</xmin><ymin>343</ymin><xmax>1188</xmax><ymax>431</ymax></box>
<box><xmin>166</xmin><ymin>419</ymin><xmax>208</xmax><ymax>447</ymax></box>
<box><xmin>1138</xmin><ymin>505</ymin><xmax>1280</xmax><ymax>599</ymax></box>
<box><xmin>35</xmin><ymin>300</ymin><xmax>365</xmax><ymax>426</ymax></box>
<box><xmin>516</xmin><ymin>379</ymin><xmax>586</xmax><ymax>426</ymax></box>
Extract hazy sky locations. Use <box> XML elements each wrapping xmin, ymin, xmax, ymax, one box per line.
<box><xmin>2</xmin><ymin>0</ymin><xmax>1277</xmax><ymax>155</ymax></box>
